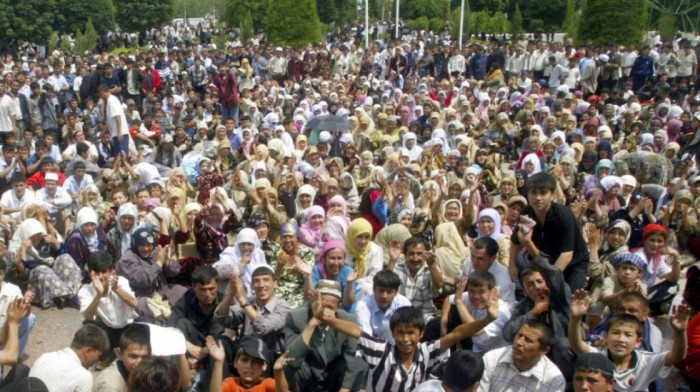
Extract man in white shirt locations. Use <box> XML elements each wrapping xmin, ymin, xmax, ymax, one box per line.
<box><xmin>34</xmin><ymin>172</ymin><xmax>72</xmax><ymax>223</ymax></box>
<box><xmin>0</xmin><ymin>258</ymin><xmax>35</xmax><ymax>365</ymax></box>
<box><xmin>0</xmin><ymin>173</ymin><xmax>35</xmax><ymax>221</ymax></box>
<box><xmin>79</xmin><ymin>251</ymin><xmax>137</xmax><ymax>351</ymax></box>
<box><xmin>545</xmin><ymin>56</ymin><xmax>570</xmax><ymax>89</ymax></box>
<box><xmin>477</xmin><ymin>320</ymin><xmax>566</xmax><ymax>392</ymax></box>
<box><xmin>99</xmin><ymin>84</ymin><xmax>129</xmax><ymax>157</ymax></box>
<box><xmin>29</xmin><ymin>324</ymin><xmax>110</xmax><ymax>392</ymax></box>
<box><xmin>354</xmin><ymin>270</ymin><xmax>412</xmax><ymax>342</ymax></box>
<box><xmin>0</xmin><ymin>79</ymin><xmax>15</xmax><ymax>139</ymax></box>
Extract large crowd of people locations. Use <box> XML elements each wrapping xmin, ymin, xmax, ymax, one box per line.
<box><xmin>0</xmin><ymin>18</ymin><xmax>697</xmax><ymax>392</ymax></box>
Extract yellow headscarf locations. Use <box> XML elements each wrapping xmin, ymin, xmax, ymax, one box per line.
<box><xmin>345</xmin><ymin>218</ymin><xmax>374</xmax><ymax>277</ymax></box>
<box><xmin>434</xmin><ymin>222</ymin><xmax>469</xmax><ymax>278</ymax></box>
<box><xmin>217</xmin><ymin>139</ymin><xmax>233</xmax><ymax>171</ymax></box>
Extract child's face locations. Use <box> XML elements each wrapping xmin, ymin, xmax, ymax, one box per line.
<box><xmin>392</xmin><ymin>324</ymin><xmax>423</xmax><ymax>357</ymax></box>
<box><xmin>234</xmin><ymin>353</ymin><xmax>267</xmax><ymax>386</ymax></box>
<box><xmin>467</xmin><ymin>284</ymin><xmax>491</xmax><ymax>310</ymax></box>
<box><xmin>604</xmin><ymin>322</ymin><xmax>642</xmax><ymax>359</ymax></box>
<box><xmin>616</xmin><ymin>264</ymin><xmax>641</xmax><ymax>285</ymax></box>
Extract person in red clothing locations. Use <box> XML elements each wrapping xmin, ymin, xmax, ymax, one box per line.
<box><xmin>142</xmin><ymin>57</ymin><xmax>161</xmax><ymax>94</ymax></box>
<box><xmin>207</xmin><ymin>335</ymin><xmax>293</xmax><ymax>392</ymax></box>
<box><xmin>675</xmin><ymin>260</ymin><xmax>700</xmax><ymax>391</ymax></box>
<box><xmin>213</xmin><ymin>63</ymin><xmax>240</xmax><ymax>125</ymax></box>
<box><xmin>26</xmin><ymin>157</ymin><xmax>66</xmax><ymax>190</ymax></box>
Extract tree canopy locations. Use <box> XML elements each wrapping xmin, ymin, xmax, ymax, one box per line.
<box><xmin>578</xmin><ymin>0</ymin><xmax>647</xmax><ymax>45</ymax></box>
<box><xmin>53</xmin><ymin>0</ymin><xmax>115</xmax><ymax>36</ymax></box>
<box><xmin>224</xmin><ymin>0</ymin><xmax>269</xmax><ymax>33</ymax></box>
<box><xmin>115</xmin><ymin>0</ymin><xmax>175</xmax><ymax>33</ymax></box>
<box><xmin>0</xmin><ymin>0</ymin><xmax>56</xmax><ymax>46</ymax></box>
<box><xmin>266</xmin><ymin>0</ymin><xmax>322</xmax><ymax>46</ymax></box>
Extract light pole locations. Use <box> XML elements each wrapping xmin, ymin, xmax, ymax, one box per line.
<box><xmin>365</xmin><ymin>0</ymin><xmax>370</xmax><ymax>48</ymax></box>
<box><xmin>458</xmin><ymin>0</ymin><xmax>464</xmax><ymax>49</ymax></box>
<box><xmin>395</xmin><ymin>0</ymin><xmax>400</xmax><ymax>38</ymax></box>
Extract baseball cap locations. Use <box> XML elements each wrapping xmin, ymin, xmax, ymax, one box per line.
<box><xmin>574</xmin><ymin>353</ymin><xmax>616</xmax><ymax>379</ymax></box>
<box><xmin>237</xmin><ymin>336</ymin><xmax>269</xmax><ymax>363</ymax></box>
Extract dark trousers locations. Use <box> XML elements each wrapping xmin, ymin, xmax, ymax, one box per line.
<box><xmin>0</xmin><ymin>364</ymin><xmax>35</xmax><ymax>391</ymax></box>
<box><xmin>285</xmin><ymin>355</ymin><xmax>367</xmax><ymax>392</ymax></box>
<box><xmin>123</xmin><ymin>92</ymin><xmax>142</xmax><ymax>112</ymax></box>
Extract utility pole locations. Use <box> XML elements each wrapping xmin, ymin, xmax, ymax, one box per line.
<box><xmin>458</xmin><ymin>0</ymin><xmax>464</xmax><ymax>49</ymax></box>
<box><xmin>365</xmin><ymin>0</ymin><xmax>370</xmax><ymax>48</ymax></box>
<box><xmin>395</xmin><ymin>0</ymin><xmax>399</xmax><ymax>38</ymax></box>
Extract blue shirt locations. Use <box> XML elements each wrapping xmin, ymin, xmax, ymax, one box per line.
<box><xmin>312</xmin><ymin>264</ymin><xmax>356</xmax><ymax>311</ymax></box>
<box><xmin>354</xmin><ymin>293</ymin><xmax>412</xmax><ymax>340</ymax></box>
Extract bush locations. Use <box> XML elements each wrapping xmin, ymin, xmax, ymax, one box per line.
<box><xmin>406</xmin><ymin>17</ymin><xmax>430</xmax><ymax>31</ymax></box>
<box><xmin>577</xmin><ymin>0</ymin><xmax>647</xmax><ymax>45</ymax></box>
<box><xmin>74</xmin><ymin>19</ymin><xmax>98</xmax><ymax>55</ymax></box>
<box><xmin>266</xmin><ymin>0</ymin><xmax>322</xmax><ymax>46</ymax></box>
<box><xmin>110</xmin><ymin>46</ymin><xmax>150</xmax><ymax>56</ymax></box>
<box><xmin>429</xmin><ymin>17</ymin><xmax>445</xmax><ymax>32</ymax></box>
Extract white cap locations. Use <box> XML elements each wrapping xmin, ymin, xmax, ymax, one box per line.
<box><xmin>45</xmin><ymin>172</ymin><xmax>59</xmax><ymax>182</ymax></box>
<box><xmin>319</xmin><ymin>131</ymin><xmax>331</xmax><ymax>143</ymax></box>
<box><xmin>621</xmin><ymin>175</ymin><xmax>637</xmax><ymax>188</ymax></box>
<box><xmin>599</xmin><ymin>54</ymin><xmax>609</xmax><ymax>63</ymax></box>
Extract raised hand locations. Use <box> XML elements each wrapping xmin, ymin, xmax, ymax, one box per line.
<box><xmin>422</xmin><ymin>250</ymin><xmax>437</xmax><ymax>267</ymax></box>
<box><xmin>570</xmin><ymin>289</ymin><xmax>592</xmax><ymax>319</ymax></box>
<box><xmin>389</xmin><ymin>240</ymin><xmax>402</xmax><ymax>262</ymax></box>
<box><xmin>90</xmin><ymin>271</ymin><xmax>109</xmax><ymax>297</ymax></box>
<box><xmin>205</xmin><ymin>336</ymin><xmax>226</xmax><ymax>362</ymax></box>
<box><xmin>346</xmin><ymin>268</ymin><xmax>361</xmax><ymax>283</ymax></box>
<box><xmin>23</xmin><ymin>284</ymin><xmax>35</xmax><ymax>305</ymax></box>
<box><xmin>670</xmin><ymin>303</ymin><xmax>692</xmax><ymax>331</ymax></box>
<box><xmin>454</xmin><ymin>276</ymin><xmax>468</xmax><ymax>300</ymax></box>
<box><xmin>294</xmin><ymin>259</ymin><xmax>313</xmax><ymax>276</ymax></box>
<box><xmin>156</xmin><ymin>245</ymin><xmax>170</xmax><ymax>267</ymax></box>
<box><xmin>7</xmin><ymin>298</ymin><xmax>30</xmax><ymax>323</ymax></box>
<box><xmin>311</xmin><ymin>289</ymin><xmax>323</xmax><ymax>320</ymax></box>
<box><xmin>486</xmin><ymin>287</ymin><xmax>500</xmax><ymax>320</ymax></box>
<box><xmin>273</xmin><ymin>351</ymin><xmax>295</xmax><ymax>372</ymax></box>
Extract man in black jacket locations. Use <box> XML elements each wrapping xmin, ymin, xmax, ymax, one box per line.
<box><xmin>78</xmin><ymin>64</ymin><xmax>103</xmax><ymax>109</ymax></box>
<box><xmin>118</xmin><ymin>58</ymin><xmax>146</xmax><ymax>112</ymax></box>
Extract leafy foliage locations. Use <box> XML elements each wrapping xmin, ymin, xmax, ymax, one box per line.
<box><xmin>563</xmin><ymin>0</ymin><xmax>578</xmax><ymax>39</ymax></box>
<box><xmin>578</xmin><ymin>0</ymin><xmax>648</xmax><ymax>45</ymax></box>
<box><xmin>401</xmin><ymin>0</ymin><xmax>449</xmax><ymax>20</ymax></box>
<box><xmin>510</xmin><ymin>3</ymin><xmax>523</xmax><ymax>39</ymax></box>
<box><xmin>0</xmin><ymin>0</ymin><xmax>57</xmax><ymax>45</ymax></box>
<box><xmin>53</xmin><ymin>0</ymin><xmax>114</xmax><ymax>35</ymax></box>
<box><xmin>174</xmin><ymin>0</ymin><xmax>226</xmax><ymax>18</ymax></box>
<box><xmin>646</xmin><ymin>0</ymin><xmax>700</xmax><ymax>32</ymax></box>
<box><xmin>429</xmin><ymin>17</ymin><xmax>446</xmax><ymax>33</ymax></box>
<box><xmin>406</xmin><ymin>17</ymin><xmax>430</xmax><ymax>31</ymax></box>
<box><xmin>75</xmin><ymin>18</ymin><xmax>99</xmax><ymax>55</ymax></box>
<box><xmin>224</xmin><ymin>0</ymin><xmax>269</xmax><ymax>33</ymax></box>
<box><xmin>266</xmin><ymin>0</ymin><xmax>322</xmax><ymax>46</ymax></box>
<box><xmin>504</xmin><ymin>0</ymin><xmax>566</xmax><ymax>34</ymax></box>
<box><xmin>115</xmin><ymin>0</ymin><xmax>175</xmax><ymax>33</ymax></box>
<box><xmin>450</xmin><ymin>4</ymin><xmax>472</xmax><ymax>45</ymax></box>
<box><xmin>240</xmin><ymin>9</ymin><xmax>254</xmax><ymax>40</ymax></box>
<box><xmin>318</xmin><ymin>0</ymin><xmax>356</xmax><ymax>25</ymax></box>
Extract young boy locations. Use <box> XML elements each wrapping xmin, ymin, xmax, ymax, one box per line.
<box><xmin>207</xmin><ymin>335</ymin><xmax>293</xmax><ymax>392</ymax></box>
<box><xmin>78</xmin><ymin>251</ymin><xmax>138</xmax><ymax>352</ymax></box>
<box><xmin>569</xmin><ymin>289</ymin><xmax>691</xmax><ymax>391</ymax></box>
<box><xmin>317</xmin><ymin>286</ymin><xmax>499</xmax><ymax>392</ymax></box>
<box><xmin>441</xmin><ymin>271</ymin><xmax>512</xmax><ymax>353</ymax></box>
<box><xmin>601</xmin><ymin>253</ymin><xmax>647</xmax><ymax>307</ymax></box>
<box><xmin>355</xmin><ymin>270</ymin><xmax>411</xmax><ymax>341</ymax></box>
<box><xmin>92</xmin><ymin>324</ymin><xmax>151</xmax><ymax>392</ymax></box>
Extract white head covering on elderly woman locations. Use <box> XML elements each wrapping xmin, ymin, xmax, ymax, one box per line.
<box><xmin>214</xmin><ymin>228</ymin><xmax>267</xmax><ymax>293</ymax></box>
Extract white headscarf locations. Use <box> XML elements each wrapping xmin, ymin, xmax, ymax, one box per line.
<box><xmin>522</xmin><ymin>153</ymin><xmax>542</xmax><ymax>175</ymax></box>
<box><xmin>117</xmin><ymin>203</ymin><xmax>139</xmax><ymax>256</ymax></box>
<box><xmin>214</xmin><ymin>228</ymin><xmax>266</xmax><ymax>290</ymax></box>
<box><xmin>477</xmin><ymin>208</ymin><xmax>507</xmax><ymax>241</ymax></box>
<box><xmin>9</xmin><ymin>219</ymin><xmax>47</xmax><ymax>261</ymax></box>
<box><xmin>402</xmin><ymin>132</ymin><xmax>423</xmax><ymax>162</ymax></box>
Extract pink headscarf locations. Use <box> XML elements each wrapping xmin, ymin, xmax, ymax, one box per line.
<box><xmin>318</xmin><ymin>239</ymin><xmax>347</xmax><ymax>279</ymax></box>
<box><xmin>299</xmin><ymin>205</ymin><xmax>326</xmax><ymax>248</ymax></box>
<box><xmin>314</xmin><ymin>215</ymin><xmax>350</xmax><ymax>258</ymax></box>
<box><xmin>666</xmin><ymin>119</ymin><xmax>682</xmax><ymax>143</ymax></box>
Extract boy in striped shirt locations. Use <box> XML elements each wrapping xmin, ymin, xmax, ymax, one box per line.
<box><xmin>315</xmin><ymin>286</ymin><xmax>499</xmax><ymax>392</ymax></box>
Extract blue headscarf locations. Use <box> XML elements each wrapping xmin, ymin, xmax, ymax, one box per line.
<box><xmin>130</xmin><ymin>227</ymin><xmax>155</xmax><ymax>262</ymax></box>
<box><xmin>597</xmin><ymin>141</ymin><xmax>612</xmax><ymax>161</ymax></box>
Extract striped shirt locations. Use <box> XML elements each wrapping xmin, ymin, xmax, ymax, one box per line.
<box><xmin>357</xmin><ymin>331</ymin><xmax>446</xmax><ymax>392</ymax></box>
<box><xmin>394</xmin><ymin>260</ymin><xmax>440</xmax><ymax>321</ymax></box>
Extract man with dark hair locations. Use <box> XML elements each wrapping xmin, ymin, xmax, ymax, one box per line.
<box><xmin>572</xmin><ymin>353</ymin><xmax>616</xmax><ymax>392</ymax></box>
<box><xmin>510</xmin><ymin>172</ymin><xmax>589</xmax><ymax>291</ymax></box>
<box><xmin>0</xmin><ymin>173</ymin><xmax>34</xmax><ymax>219</ymax></box>
<box><xmin>168</xmin><ymin>265</ymin><xmax>226</xmax><ymax>368</ymax></box>
<box><xmin>354</xmin><ymin>269</ymin><xmax>411</xmax><ymax>341</ymax></box>
<box><xmin>478</xmin><ymin>320</ymin><xmax>565</xmax><ymax>391</ymax></box>
<box><xmin>92</xmin><ymin>324</ymin><xmax>151</xmax><ymax>392</ymax></box>
<box><xmin>459</xmin><ymin>236</ymin><xmax>516</xmax><ymax>306</ymax></box>
<box><xmin>390</xmin><ymin>235</ymin><xmax>443</xmax><ymax>341</ymax></box>
<box><xmin>99</xmin><ymin>82</ymin><xmax>129</xmax><ymax>157</ymax></box>
<box><xmin>78</xmin><ymin>251</ymin><xmax>137</xmax><ymax>352</ymax></box>
<box><xmin>29</xmin><ymin>324</ymin><xmax>110</xmax><ymax>391</ymax></box>
<box><xmin>0</xmin><ymin>257</ymin><xmax>35</xmax><ymax>369</ymax></box>
<box><xmin>415</xmin><ymin>350</ymin><xmax>484</xmax><ymax>392</ymax></box>
<box><xmin>215</xmin><ymin>265</ymin><xmax>291</xmax><ymax>360</ymax></box>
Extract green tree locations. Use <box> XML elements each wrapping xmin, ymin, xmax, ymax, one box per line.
<box><xmin>224</xmin><ymin>0</ymin><xmax>269</xmax><ymax>32</ymax></box>
<box><xmin>656</xmin><ymin>13</ymin><xmax>676</xmax><ymax>40</ymax></box>
<box><xmin>429</xmin><ymin>17</ymin><xmax>445</xmax><ymax>32</ymax></box>
<box><xmin>510</xmin><ymin>3</ymin><xmax>523</xmax><ymax>39</ymax></box>
<box><xmin>75</xmin><ymin>18</ymin><xmax>99</xmax><ymax>55</ymax></box>
<box><xmin>175</xmin><ymin>0</ymin><xmax>226</xmax><ymax>18</ymax></box>
<box><xmin>490</xmin><ymin>11</ymin><xmax>509</xmax><ymax>33</ymax></box>
<box><xmin>0</xmin><ymin>0</ymin><xmax>56</xmax><ymax>45</ymax></box>
<box><xmin>318</xmin><ymin>0</ymin><xmax>356</xmax><ymax>25</ymax></box>
<box><xmin>578</xmin><ymin>0</ymin><xmax>647</xmax><ymax>44</ymax></box>
<box><xmin>450</xmin><ymin>4</ymin><xmax>472</xmax><ymax>44</ymax></box>
<box><xmin>647</xmin><ymin>0</ymin><xmax>700</xmax><ymax>33</ymax></box>
<box><xmin>563</xmin><ymin>0</ymin><xmax>577</xmax><ymax>38</ymax></box>
<box><xmin>240</xmin><ymin>9</ymin><xmax>254</xmax><ymax>40</ymax></box>
<box><xmin>266</xmin><ymin>0</ymin><xmax>322</xmax><ymax>46</ymax></box>
<box><xmin>115</xmin><ymin>0</ymin><xmax>175</xmax><ymax>33</ymax></box>
<box><xmin>402</xmin><ymin>0</ymin><xmax>448</xmax><ymax>20</ymax></box>
<box><xmin>505</xmin><ymin>0</ymin><xmax>566</xmax><ymax>34</ymax></box>
<box><xmin>53</xmin><ymin>0</ymin><xmax>114</xmax><ymax>35</ymax></box>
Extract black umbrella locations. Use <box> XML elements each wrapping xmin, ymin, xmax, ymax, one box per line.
<box><xmin>304</xmin><ymin>115</ymin><xmax>355</xmax><ymax>132</ymax></box>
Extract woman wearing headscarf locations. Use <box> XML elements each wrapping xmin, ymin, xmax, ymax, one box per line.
<box><xmin>433</xmin><ymin>222</ymin><xmax>470</xmax><ymax>291</ymax></box>
<box><xmin>214</xmin><ymin>228</ymin><xmax>267</xmax><ymax>294</ymax></box>
<box><xmin>578</xmin><ymin>150</ymin><xmax>598</xmax><ymax>175</ymax></box>
<box><xmin>659</xmin><ymin>189</ymin><xmax>694</xmax><ymax>251</ymax></box>
<box><xmin>171</xmin><ymin>202</ymin><xmax>201</xmax><ymax>260</ymax></box>
<box><xmin>249</xmin><ymin>185</ymin><xmax>288</xmax><ymax>241</ymax></box>
<box><xmin>294</xmin><ymin>184</ymin><xmax>316</xmax><ymax>225</ymax></box>
<box><xmin>195</xmin><ymin>157</ymin><xmax>226</xmax><ymax>205</ymax></box>
<box><xmin>302</xmin><ymin>240</ymin><xmax>357</xmax><ymax>310</ymax></box>
<box><xmin>597</xmin><ymin>141</ymin><xmax>613</xmax><ymax>161</ymax></box>
<box><xmin>521</xmin><ymin>153</ymin><xmax>542</xmax><ymax>176</ymax></box>
<box><xmin>299</xmin><ymin>205</ymin><xmax>325</xmax><ymax>249</ymax></box>
<box><xmin>116</xmin><ymin>227</ymin><xmax>186</xmax><ymax>319</ymax></box>
<box><xmin>215</xmin><ymin>139</ymin><xmax>236</xmax><ymax>173</ymax></box>
<box><xmin>8</xmin><ymin>219</ymin><xmax>83</xmax><ymax>309</ymax></box>
<box><xmin>107</xmin><ymin>202</ymin><xmax>139</xmax><ymax>262</ymax></box>
<box><xmin>271</xmin><ymin>222</ymin><xmax>315</xmax><ymax>308</ymax></box>
<box><xmin>337</xmin><ymin>174</ymin><xmax>360</xmax><ymax>212</ymax></box>
<box><xmin>402</xmin><ymin>132</ymin><xmax>423</xmax><ymax>162</ymax></box>
<box><xmin>345</xmin><ymin>218</ymin><xmax>384</xmax><ymax>298</ymax></box>
<box><xmin>599</xmin><ymin>176</ymin><xmax>624</xmax><ymax>217</ymax></box>
<box><xmin>374</xmin><ymin>223</ymin><xmax>412</xmax><ymax>267</ymax></box>
<box><xmin>473</xmin><ymin>208</ymin><xmax>510</xmax><ymax>267</ymax></box>
<box><xmin>167</xmin><ymin>167</ymin><xmax>197</xmax><ymax>201</ymax></box>
<box><xmin>358</xmin><ymin>168</ymin><xmax>389</xmax><ymax>236</ymax></box>
<box><xmin>66</xmin><ymin>207</ymin><xmax>112</xmax><ymax>280</ymax></box>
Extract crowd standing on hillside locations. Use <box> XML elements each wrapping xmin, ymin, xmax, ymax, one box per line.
<box><xmin>0</xmin><ymin>19</ymin><xmax>697</xmax><ymax>392</ymax></box>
